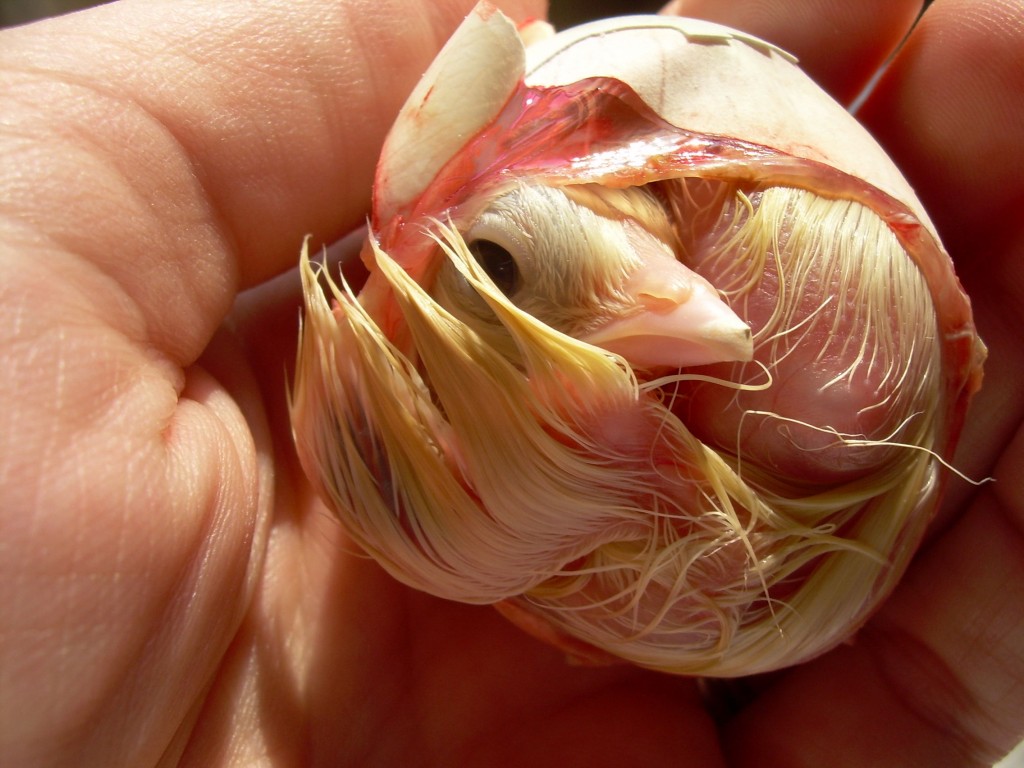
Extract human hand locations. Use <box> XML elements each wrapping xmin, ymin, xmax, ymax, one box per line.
<box><xmin>1</xmin><ymin>1</ymin><xmax>1020</xmax><ymax>767</ymax></box>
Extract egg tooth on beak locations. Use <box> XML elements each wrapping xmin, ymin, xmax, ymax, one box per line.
<box><xmin>580</xmin><ymin>220</ymin><xmax>753</xmax><ymax>369</ymax></box>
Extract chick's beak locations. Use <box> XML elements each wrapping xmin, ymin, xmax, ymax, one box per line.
<box><xmin>581</xmin><ymin>223</ymin><xmax>753</xmax><ymax>369</ymax></box>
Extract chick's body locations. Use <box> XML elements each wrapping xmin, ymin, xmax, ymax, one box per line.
<box><xmin>291</xmin><ymin>4</ymin><xmax>983</xmax><ymax>678</ymax></box>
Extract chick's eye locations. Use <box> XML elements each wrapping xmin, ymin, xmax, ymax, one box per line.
<box><xmin>468</xmin><ymin>239</ymin><xmax>520</xmax><ymax>296</ymax></box>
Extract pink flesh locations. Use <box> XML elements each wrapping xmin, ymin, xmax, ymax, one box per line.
<box><xmin>673</xmin><ymin>212</ymin><xmax>921</xmax><ymax>485</ymax></box>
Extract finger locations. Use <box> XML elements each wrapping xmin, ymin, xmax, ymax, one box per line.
<box><xmin>858</xmin><ymin>0</ymin><xmax>1024</xmax><ymax>254</ymax></box>
<box><xmin>661</xmin><ymin>0</ymin><xmax>923</xmax><ymax>104</ymax></box>
<box><xmin>0</xmin><ymin>0</ymin><xmax>546</xmax><ymax>366</ymax></box>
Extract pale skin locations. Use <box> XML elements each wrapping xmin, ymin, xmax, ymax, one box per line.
<box><xmin>0</xmin><ymin>0</ymin><xmax>1021</xmax><ymax>765</ymax></box>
